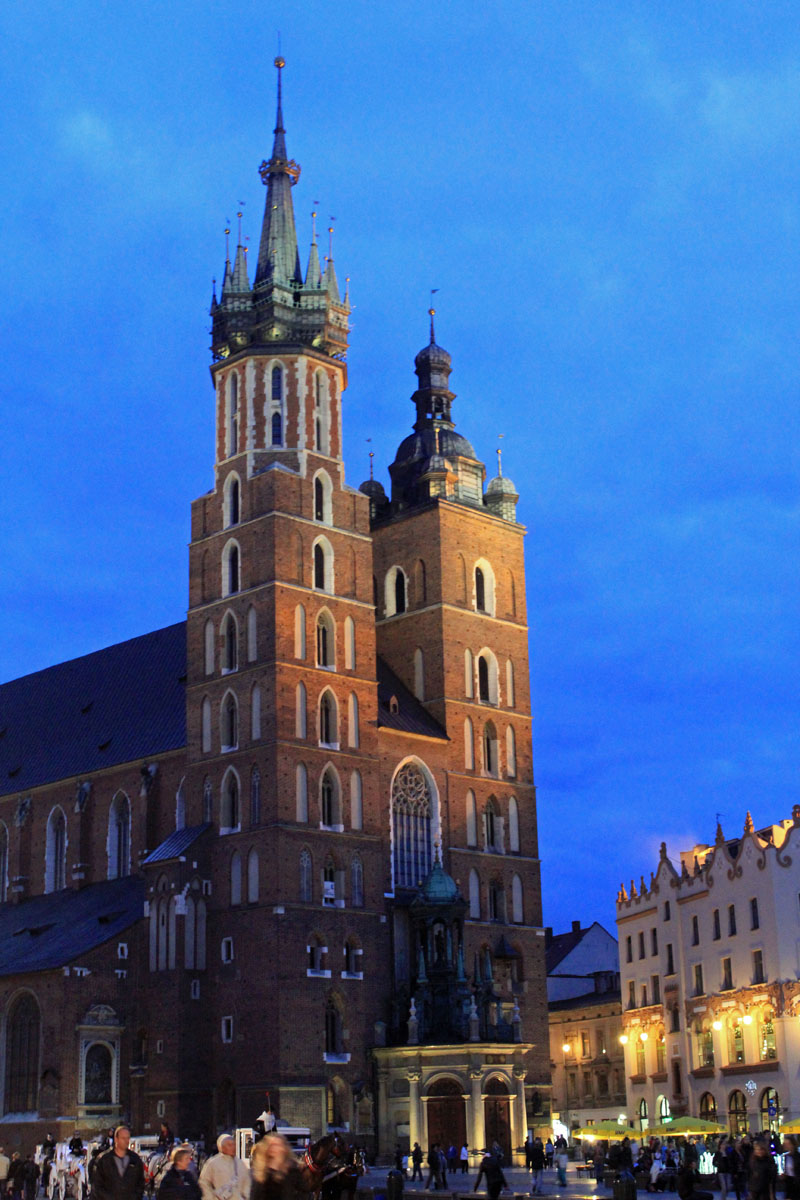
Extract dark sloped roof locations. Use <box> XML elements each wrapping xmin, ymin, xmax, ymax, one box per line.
<box><xmin>143</xmin><ymin>823</ymin><xmax>212</xmax><ymax>865</ymax></box>
<box><xmin>546</xmin><ymin>927</ymin><xmax>587</xmax><ymax>973</ymax></box>
<box><xmin>0</xmin><ymin>623</ymin><xmax>187</xmax><ymax>796</ymax></box>
<box><xmin>376</xmin><ymin>658</ymin><xmax>448</xmax><ymax>741</ymax></box>
<box><xmin>0</xmin><ymin>877</ymin><xmax>144</xmax><ymax>976</ymax></box>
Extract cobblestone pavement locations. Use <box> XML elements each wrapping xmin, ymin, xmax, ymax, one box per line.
<box><xmin>357</xmin><ymin>1163</ymin><xmax>604</xmax><ymax>1199</ymax></box>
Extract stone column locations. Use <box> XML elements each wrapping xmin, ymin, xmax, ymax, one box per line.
<box><xmin>513</xmin><ymin>1066</ymin><xmax>527</xmax><ymax>1163</ymax></box>
<box><xmin>469</xmin><ymin>1069</ymin><xmax>484</xmax><ymax>1156</ymax></box>
<box><xmin>408</xmin><ymin>1070</ymin><xmax>422</xmax><ymax>1151</ymax></box>
<box><xmin>377</xmin><ymin>1069</ymin><xmax>390</xmax><ymax>1159</ymax></box>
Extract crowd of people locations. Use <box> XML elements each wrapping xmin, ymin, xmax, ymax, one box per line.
<box><xmin>579</xmin><ymin>1130</ymin><xmax>799</xmax><ymax>1200</ymax></box>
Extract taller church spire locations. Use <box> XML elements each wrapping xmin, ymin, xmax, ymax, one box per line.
<box><xmin>254</xmin><ymin>58</ymin><xmax>302</xmax><ymax>289</ymax></box>
<box><xmin>210</xmin><ymin>57</ymin><xmax>350</xmax><ymax>363</ymax></box>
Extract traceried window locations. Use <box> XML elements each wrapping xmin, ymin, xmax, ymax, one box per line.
<box><xmin>351</xmin><ymin>856</ymin><xmax>364</xmax><ymax>908</ymax></box>
<box><xmin>45</xmin><ymin>807</ymin><xmax>67</xmax><ymax>893</ymax></box>
<box><xmin>391</xmin><ymin>762</ymin><xmax>433</xmax><ymax>889</ymax></box>
<box><xmin>299</xmin><ymin>849</ymin><xmax>312</xmax><ymax>902</ymax></box>
<box><xmin>4</xmin><ymin>993</ymin><xmax>41</xmax><ymax>1114</ymax></box>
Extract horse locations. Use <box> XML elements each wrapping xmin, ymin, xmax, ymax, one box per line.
<box><xmin>251</xmin><ymin>1132</ymin><xmax>353</xmax><ymax>1200</ymax></box>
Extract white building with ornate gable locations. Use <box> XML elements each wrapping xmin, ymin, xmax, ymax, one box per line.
<box><xmin>616</xmin><ymin>809</ymin><xmax>800</xmax><ymax>1136</ymax></box>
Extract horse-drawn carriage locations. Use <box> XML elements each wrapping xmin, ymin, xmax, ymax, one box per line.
<box><xmin>34</xmin><ymin>1143</ymin><xmax>97</xmax><ymax>1200</ymax></box>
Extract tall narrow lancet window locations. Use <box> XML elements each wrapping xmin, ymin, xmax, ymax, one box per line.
<box><xmin>107</xmin><ymin>792</ymin><xmax>131</xmax><ymax>879</ymax></box>
<box><xmin>475</xmin><ymin>566</ymin><xmax>486</xmax><ymax>612</ymax></box>
<box><xmin>314</xmin><ymin>544</ymin><xmax>325</xmax><ymax>590</ymax></box>
<box><xmin>221</xmin><ymin>772</ymin><xmax>240</xmax><ymax>831</ymax></box>
<box><xmin>45</xmin><ymin>807</ymin><xmax>67</xmax><ymax>893</ymax></box>
<box><xmin>299</xmin><ymin>849</ymin><xmax>312</xmax><ymax>902</ymax></box>
<box><xmin>394</xmin><ymin>571</ymin><xmax>406</xmax><ymax>614</ymax></box>
<box><xmin>222</xmin><ymin>694</ymin><xmax>238</xmax><ymax>750</ymax></box>
<box><xmin>478</xmin><ymin>655</ymin><xmax>490</xmax><ymax>702</ymax></box>
<box><xmin>315</xmin><ymin>478</ymin><xmax>324</xmax><ymax>521</ymax></box>
<box><xmin>250</xmin><ymin>768</ymin><xmax>261</xmax><ymax>825</ymax></box>
<box><xmin>320</xmin><ymin>691</ymin><xmax>337</xmax><ymax>746</ymax></box>
<box><xmin>391</xmin><ymin>762</ymin><xmax>433</xmax><ymax>889</ymax></box>
<box><xmin>223</xmin><ymin>613</ymin><xmax>237</xmax><ymax>672</ymax></box>
<box><xmin>228</xmin><ymin>374</ymin><xmax>238</xmax><ymax>456</ymax></box>
<box><xmin>4</xmin><ymin>994</ymin><xmax>41</xmax><ymax>1115</ymax></box>
<box><xmin>272</xmin><ymin>365</ymin><xmax>283</xmax><ymax>402</ymax></box>
<box><xmin>272</xmin><ymin>411</ymin><xmax>282</xmax><ymax>445</ymax></box>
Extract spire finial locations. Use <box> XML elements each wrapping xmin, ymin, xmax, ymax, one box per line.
<box><xmin>311</xmin><ymin>204</ymin><xmax>318</xmax><ymax>245</ymax></box>
<box><xmin>274</xmin><ymin>55</ymin><xmax>285</xmax><ymax>131</ymax></box>
<box><xmin>237</xmin><ymin>206</ymin><xmax>244</xmax><ymax>244</ymax></box>
<box><xmin>367</xmin><ymin>438</ymin><xmax>373</xmax><ymax>480</ymax></box>
<box><xmin>328</xmin><ymin>218</ymin><xmax>335</xmax><ymax>261</ymax></box>
<box><xmin>224</xmin><ymin>223</ymin><xmax>231</xmax><ymax>260</ymax></box>
<box><xmin>429</xmin><ymin>288</ymin><xmax>439</xmax><ymax>343</ymax></box>
<box><xmin>497</xmin><ymin>433</ymin><xmax>504</xmax><ymax>477</ymax></box>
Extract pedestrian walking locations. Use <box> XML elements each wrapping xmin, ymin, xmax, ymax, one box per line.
<box><xmin>555</xmin><ymin>1143</ymin><xmax>568</xmax><ymax>1188</ymax></box>
<box><xmin>746</xmin><ymin>1139</ymin><xmax>776</xmax><ymax>1200</ymax></box>
<box><xmin>410</xmin><ymin>1143</ymin><xmax>423</xmax><ymax>1183</ymax></box>
<box><xmin>22</xmin><ymin>1156</ymin><xmax>39</xmax><ymax>1200</ymax></box>
<box><xmin>473</xmin><ymin>1153</ymin><xmax>507</xmax><ymax>1200</ymax></box>
<box><xmin>198</xmin><ymin>1136</ymin><xmax>249</xmax><ymax>1200</ymax></box>
<box><xmin>783</xmin><ymin>1137</ymin><xmax>800</xmax><ymax>1200</ymax></box>
<box><xmin>0</xmin><ymin>1147</ymin><xmax>10</xmax><ymax>1199</ymax></box>
<box><xmin>425</xmin><ymin>1145</ymin><xmax>441</xmax><ymax>1190</ymax></box>
<box><xmin>158</xmin><ymin>1146</ymin><xmax>202</xmax><ymax>1200</ymax></box>
<box><xmin>529</xmin><ymin>1138</ymin><xmax>546</xmax><ymax>1195</ymax></box>
<box><xmin>460</xmin><ymin>1145</ymin><xmax>470</xmax><ymax>1175</ymax></box>
<box><xmin>90</xmin><ymin>1125</ymin><xmax>145</xmax><ymax>1200</ymax></box>
<box><xmin>545</xmin><ymin>1140</ymin><xmax>554</xmax><ymax>1170</ymax></box>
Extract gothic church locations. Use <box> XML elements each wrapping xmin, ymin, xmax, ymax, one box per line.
<box><xmin>0</xmin><ymin>61</ymin><xmax>549</xmax><ymax>1159</ymax></box>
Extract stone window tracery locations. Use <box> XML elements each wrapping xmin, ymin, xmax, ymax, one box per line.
<box><xmin>392</xmin><ymin>763</ymin><xmax>433</xmax><ymax>889</ymax></box>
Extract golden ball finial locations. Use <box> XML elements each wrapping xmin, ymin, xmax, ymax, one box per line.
<box><xmin>428</xmin><ymin>307</ymin><xmax>436</xmax><ymax>316</ymax></box>
<box><xmin>274</xmin><ymin>56</ymin><xmax>285</xmax><ymax>69</ymax></box>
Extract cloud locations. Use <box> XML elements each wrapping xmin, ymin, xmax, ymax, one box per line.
<box><xmin>61</xmin><ymin>110</ymin><xmax>114</xmax><ymax>162</ymax></box>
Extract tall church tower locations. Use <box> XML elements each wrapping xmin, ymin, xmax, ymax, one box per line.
<box><xmin>182</xmin><ymin>60</ymin><xmax>383</xmax><ymax>1132</ymax></box>
<box><xmin>367</xmin><ymin>313</ymin><xmax>549</xmax><ymax>1148</ymax></box>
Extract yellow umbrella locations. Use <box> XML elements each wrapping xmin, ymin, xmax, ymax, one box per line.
<box><xmin>576</xmin><ymin>1120</ymin><xmax>639</xmax><ymax>1141</ymax></box>
<box><xmin>781</xmin><ymin>1119</ymin><xmax>800</xmax><ymax>1134</ymax></box>
<box><xmin>648</xmin><ymin>1116</ymin><xmax>726</xmax><ymax>1137</ymax></box>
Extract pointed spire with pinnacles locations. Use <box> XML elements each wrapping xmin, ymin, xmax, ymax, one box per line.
<box><xmin>255</xmin><ymin>57</ymin><xmax>302</xmax><ymax>288</ymax></box>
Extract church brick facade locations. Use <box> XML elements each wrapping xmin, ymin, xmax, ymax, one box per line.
<box><xmin>0</xmin><ymin>59</ymin><xmax>550</xmax><ymax>1159</ymax></box>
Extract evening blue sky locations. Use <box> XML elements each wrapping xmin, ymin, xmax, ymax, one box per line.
<box><xmin>1</xmin><ymin>2</ymin><xmax>798</xmax><ymax>936</ymax></box>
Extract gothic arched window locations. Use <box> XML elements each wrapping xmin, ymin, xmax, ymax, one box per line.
<box><xmin>222</xmin><ymin>694</ymin><xmax>238</xmax><ymax>750</ymax></box>
<box><xmin>391</xmin><ymin>762</ymin><xmax>433</xmax><ymax>889</ymax></box>
<box><xmin>271</xmin><ymin>411</ymin><xmax>282</xmax><ymax>446</ymax></box>
<box><xmin>107</xmin><ymin>792</ymin><xmax>130</xmax><ymax>880</ymax></box>
<box><xmin>45</xmin><ymin>807</ymin><xmax>67</xmax><ymax>893</ymax></box>
<box><xmin>222</xmin><ymin>612</ymin><xmax>237</xmax><ymax>672</ymax></box>
<box><xmin>299</xmin><ymin>849</ymin><xmax>312</xmax><ymax>902</ymax></box>
<box><xmin>321</xmin><ymin>768</ymin><xmax>341</xmax><ymax>828</ymax></box>
<box><xmin>221</xmin><ymin>772</ymin><xmax>240</xmax><ymax>832</ymax></box>
<box><xmin>4</xmin><ymin>994</ymin><xmax>40</xmax><ymax>1113</ymax></box>
<box><xmin>351</xmin><ymin>856</ymin><xmax>364</xmax><ymax>908</ymax></box>
<box><xmin>250</xmin><ymin>768</ymin><xmax>261</xmax><ymax>826</ymax></box>
<box><xmin>271</xmin><ymin>365</ymin><xmax>283</xmax><ymax>401</ymax></box>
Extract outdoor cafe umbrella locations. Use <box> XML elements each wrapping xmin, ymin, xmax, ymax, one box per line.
<box><xmin>576</xmin><ymin>1120</ymin><xmax>640</xmax><ymax>1140</ymax></box>
<box><xmin>781</xmin><ymin>1119</ymin><xmax>800</xmax><ymax>1135</ymax></box>
<box><xmin>648</xmin><ymin>1116</ymin><xmax>726</xmax><ymax>1137</ymax></box>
